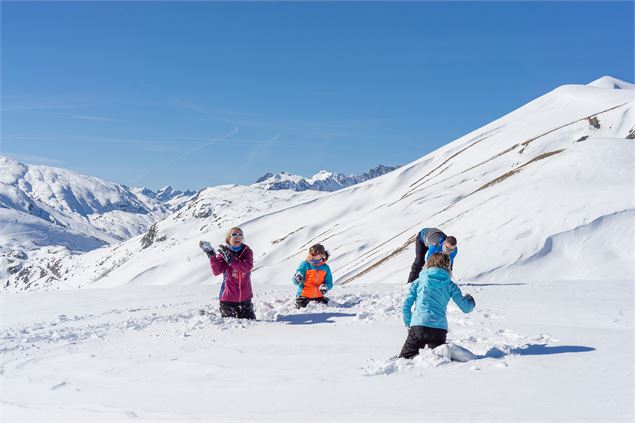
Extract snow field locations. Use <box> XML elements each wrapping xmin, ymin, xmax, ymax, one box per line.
<box><xmin>2</xmin><ymin>279</ymin><xmax>632</xmax><ymax>421</ymax></box>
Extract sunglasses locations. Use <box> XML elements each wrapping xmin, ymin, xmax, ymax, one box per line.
<box><xmin>310</xmin><ymin>253</ymin><xmax>323</xmax><ymax>257</ymax></box>
<box><xmin>231</xmin><ymin>233</ymin><xmax>244</xmax><ymax>238</ymax></box>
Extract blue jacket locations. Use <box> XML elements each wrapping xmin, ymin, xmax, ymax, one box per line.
<box><xmin>292</xmin><ymin>260</ymin><xmax>333</xmax><ymax>298</ymax></box>
<box><xmin>421</xmin><ymin>230</ymin><xmax>458</xmax><ymax>265</ymax></box>
<box><xmin>403</xmin><ymin>267</ymin><xmax>474</xmax><ymax>330</ymax></box>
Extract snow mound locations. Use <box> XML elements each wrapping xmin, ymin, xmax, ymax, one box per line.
<box><xmin>479</xmin><ymin>209</ymin><xmax>635</xmax><ymax>281</ymax></box>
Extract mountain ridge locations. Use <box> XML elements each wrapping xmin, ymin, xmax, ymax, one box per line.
<box><xmin>253</xmin><ymin>165</ymin><xmax>400</xmax><ymax>192</ymax></box>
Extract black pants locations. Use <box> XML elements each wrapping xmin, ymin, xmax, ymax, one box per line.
<box><xmin>407</xmin><ymin>233</ymin><xmax>428</xmax><ymax>283</ymax></box>
<box><xmin>295</xmin><ymin>296</ymin><xmax>329</xmax><ymax>309</ymax></box>
<box><xmin>219</xmin><ymin>300</ymin><xmax>256</xmax><ymax>320</ymax></box>
<box><xmin>398</xmin><ymin>325</ymin><xmax>447</xmax><ymax>359</ymax></box>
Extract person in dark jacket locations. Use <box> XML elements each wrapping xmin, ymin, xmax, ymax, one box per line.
<box><xmin>399</xmin><ymin>252</ymin><xmax>475</xmax><ymax>359</ymax></box>
<box><xmin>199</xmin><ymin>227</ymin><xmax>255</xmax><ymax>319</ymax></box>
<box><xmin>407</xmin><ymin>227</ymin><xmax>458</xmax><ymax>283</ymax></box>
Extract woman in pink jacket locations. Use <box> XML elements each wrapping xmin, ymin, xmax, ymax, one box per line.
<box><xmin>200</xmin><ymin>227</ymin><xmax>255</xmax><ymax>319</ymax></box>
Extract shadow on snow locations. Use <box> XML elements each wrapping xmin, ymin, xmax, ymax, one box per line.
<box><xmin>276</xmin><ymin>312</ymin><xmax>357</xmax><ymax>325</ymax></box>
<box><xmin>482</xmin><ymin>344</ymin><xmax>596</xmax><ymax>359</ymax></box>
<box><xmin>459</xmin><ymin>283</ymin><xmax>527</xmax><ymax>287</ymax></box>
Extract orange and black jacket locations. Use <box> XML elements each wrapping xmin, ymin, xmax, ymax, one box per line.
<box><xmin>292</xmin><ymin>259</ymin><xmax>333</xmax><ymax>298</ymax></box>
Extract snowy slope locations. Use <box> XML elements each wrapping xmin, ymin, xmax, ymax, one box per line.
<box><xmin>0</xmin><ymin>156</ymin><xmax>196</xmax><ymax>246</ymax></box>
<box><xmin>253</xmin><ymin>165</ymin><xmax>399</xmax><ymax>192</ymax></box>
<box><xmin>0</xmin><ymin>156</ymin><xmax>198</xmax><ymax>286</ymax></box>
<box><xmin>3</xmin><ymin>186</ymin><xmax>325</xmax><ymax>290</ymax></box>
<box><xmin>5</xmin><ymin>76</ymin><xmax>633</xmax><ymax>291</ymax></box>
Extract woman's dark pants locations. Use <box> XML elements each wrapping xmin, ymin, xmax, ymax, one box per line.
<box><xmin>219</xmin><ymin>300</ymin><xmax>256</xmax><ymax>319</ymax></box>
<box><xmin>399</xmin><ymin>325</ymin><xmax>447</xmax><ymax>359</ymax></box>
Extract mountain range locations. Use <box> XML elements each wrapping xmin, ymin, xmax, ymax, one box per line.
<box><xmin>2</xmin><ymin>76</ymin><xmax>632</xmax><ymax>291</ymax></box>
<box><xmin>253</xmin><ymin>165</ymin><xmax>400</xmax><ymax>192</ymax></box>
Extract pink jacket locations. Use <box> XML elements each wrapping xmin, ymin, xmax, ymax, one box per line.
<box><xmin>209</xmin><ymin>245</ymin><xmax>254</xmax><ymax>303</ymax></box>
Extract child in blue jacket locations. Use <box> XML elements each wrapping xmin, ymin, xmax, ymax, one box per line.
<box><xmin>399</xmin><ymin>252</ymin><xmax>475</xmax><ymax>359</ymax></box>
<box><xmin>292</xmin><ymin>244</ymin><xmax>333</xmax><ymax>308</ymax></box>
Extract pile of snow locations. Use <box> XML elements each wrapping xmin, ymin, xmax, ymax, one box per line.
<box><xmin>252</xmin><ymin>164</ymin><xmax>399</xmax><ymax>192</ymax></box>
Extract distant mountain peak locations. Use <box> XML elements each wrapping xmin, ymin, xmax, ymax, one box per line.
<box><xmin>253</xmin><ymin>164</ymin><xmax>400</xmax><ymax>192</ymax></box>
<box><xmin>255</xmin><ymin>172</ymin><xmax>274</xmax><ymax>183</ymax></box>
<box><xmin>134</xmin><ymin>185</ymin><xmax>196</xmax><ymax>203</ymax></box>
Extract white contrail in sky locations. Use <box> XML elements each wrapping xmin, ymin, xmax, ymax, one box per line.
<box><xmin>128</xmin><ymin>95</ymin><xmax>242</xmax><ymax>185</ymax></box>
<box><xmin>129</xmin><ymin>123</ymin><xmax>239</xmax><ymax>185</ymax></box>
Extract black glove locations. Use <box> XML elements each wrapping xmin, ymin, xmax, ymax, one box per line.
<box><xmin>319</xmin><ymin>284</ymin><xmax>328</xmax><ymax>295</ymax></box>
<box><xmin>199</xmin><ymin>241</ymin><xmax>215</xmax><ymax>258</ymax></box>
<box><xmin>464</xmin><ymin>294</ymin><xmax>475</xmax><ymax>307</ymax></box>
<box><xmin>218</xmin><ymin>245</ymin><xmax>233</xmax><ymax>264</ymax></box>
<box><xmin>293</xmin><ymin>272</ymin><xmax>304</xmax><ymax>285</ymax></box>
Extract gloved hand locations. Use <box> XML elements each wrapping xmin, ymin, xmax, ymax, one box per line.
<box><xmin>464</xmin><ymin>294</ymin><xmax>475</xmax><ymax>307</ymax></box>
<box><xmin>319</xmin><ymin>284</ymin><xmax>328</xmax><ymax>295</ymax></box>
<box><xmin>199</xmin><ymin>241</ymin><xmax>215</xmax><ymax>258</ymax></box>
<box><xmin>293</xmin><ymin>272</ymin><xmax>304</xmax><ymax>285</ymax></box>
<box><xmin>217</xmin><ymin>245</ymin><xmax>233</xmax><ymax>264</ymax></box>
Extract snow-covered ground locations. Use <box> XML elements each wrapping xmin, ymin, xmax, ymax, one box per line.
<box><xmin>1</xmin><ymin>279</ymin><xmax>632</xmax><ymax>421</ymax></box>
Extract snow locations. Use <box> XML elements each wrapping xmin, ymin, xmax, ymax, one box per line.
<box><xmin>588</xmin><ymin>75</ymin><xmax>635</xmax><ymax>90</ymax></box>
<box><xmin>0</xmin><ymin>155</ymin><xmax>195</xmax><ymax>255</ymax></box>
<box><xmin>1</xmin><ymin>76</ymin><xmax>634</xmax><ymax>421</ymax></box>
<box><xmin>1</xmin><ymin>280</ymin><xmax>632</xmax><ymax>421</ymax></box>
<box><xmin>252</xmin><ymin>165</ymin><xmax>399</xmax><ymax>192</ymax></box>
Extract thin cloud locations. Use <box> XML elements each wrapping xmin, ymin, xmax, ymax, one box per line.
<box><xmin>138</xmin><ymin>81</ymin><xmax>156</xmax><ymax>89</ymax></box>
<box><xmin>243</xmin><ymin>134</ymin><xmax>281</xmax><ymax>170</ymax></box>
<box><xmin>1</xmin><ymin>133</ymin><xmax>170</xmax><ymax>147</ymax></box>
<box><xmin>128</xmin><ymin>125</ymin><xmax>240</xmax><ymax>185</ymax></box>
<box><xmin>2</xmin><ymin>152</ymin><xmax>67</xmax><ymax>166</ymax></box>
<box><xmin>66</xmin><ymin>114</ymin><xmax>113</xmax><ymax>122</ymax></box>
<box><xmin>2</xmin><ymin>104</ymin><xmax>113</xmax><ymax>122</ymax></box>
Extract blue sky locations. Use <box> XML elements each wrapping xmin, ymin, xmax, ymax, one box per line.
<box><xmin>1</xmin><ymin>1</ymin><xmax>633</xmax><ymax>191</ymax></box>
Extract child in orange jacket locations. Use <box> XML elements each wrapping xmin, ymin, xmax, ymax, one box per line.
<box><xmin>292</xmin><ymin>244</ymin><xmax>333</xmax><ymax>308</ymax></box>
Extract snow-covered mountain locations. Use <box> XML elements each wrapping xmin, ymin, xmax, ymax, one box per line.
<box><xmin>130</xmin><ymin>185</ymin><xmax>196</xmax><ymax>211</ymax></box>
<box><xmin>252</xmin><ymin>165</ymin><xmax>400</xmax><ymax>192</ymax></box>
<box><xmin>3</xmin><ymin>76</ymin><xmax>634</xmax><ymax>291</ymax></box>
<box><xmin>0</xmin><ymin>156</ymin><xmax>196</xmax><ymax>275</ymax></box>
